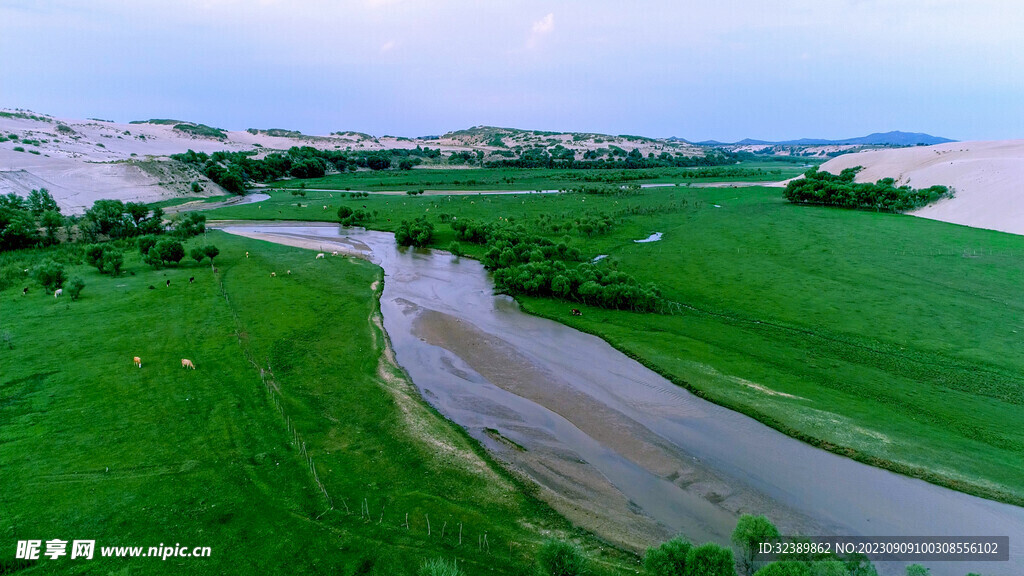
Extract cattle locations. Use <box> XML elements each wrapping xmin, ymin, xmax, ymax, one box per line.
<box><xmin>332</xmin><ymin>251</ymin><xmax>338</xmax><ymax>256</ymax></box>
<box><xmin>148</xmin><ymin>285</ymin><xmax>156</xmax><ymax>290</ymax></box>
<box><xmin>133</xmin><ymin>356</ymin><xmax>142</xmax><ymax>368</ymax></box>
<box><xmin>270</xmin><ymin>272</ymin><xmax>276</xmax><ymax>277</ymax></box>
<box><xmin>246</xmin><ymin>251</ymin><xmax>249</xmax><ymax>258</ymax></box>
<box><xmin>166</xmin><ymin>279</ymin><xmax>171</xmax><ymax>288</ymax></box>
<box><xmin>22</xmin><ymin>287</ymin><xmax>28</xmax><ymax>296</ymax></box>
<box><xmin>188</xmin><ymin>277</ymin><xmax>195</xmax><ymax>284</ymax></box>
<box><xmin>54</xmin><ymin>288</ymin><xmax>63</xmax><ymax>298</ymax></box>
<box><xmin>181</xmin><ymin>358</ymin><xmax>195</xmax><ymax>370</ymax></box>
<box><xmin>287</xmin><ymin>270</ymin><xmax>291</xmax><ymax>275</ymax></box>
<box><xmin>571</xmin><ymin>308</ymin><xmax>582</xmax><ymax>316</ymax></box>
<box><xmin>315</xmin><ymin>253</ymin><xmax>325</xmax><ymax>259</ymax></box>
<box><xmin>323</xmin><ymin>205</ymin><xmax>328</xmax><ymax>210</ymax></box>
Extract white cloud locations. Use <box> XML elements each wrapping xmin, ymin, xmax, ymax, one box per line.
<box><xmin>380</xmin><ymin>40</ymin><xmax>396</xmax><ymax>53</ymax></box>
<box><xmin>526</xmin><ymin>12</ymin><xmax>554</xmax><ymax>49</ymax></box>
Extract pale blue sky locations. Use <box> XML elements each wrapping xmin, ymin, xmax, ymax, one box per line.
<box><xmin>2</xmin><ymin>0</ymin><xmax>1023</xmax><ymax>141</ymax></box>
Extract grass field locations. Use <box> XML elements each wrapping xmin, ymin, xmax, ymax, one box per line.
<box><xmin>207</xmin><ymin>185</ymin><xmax>1024</xmax><ymax>505</ymax></box>
<box><xmin>264</xmin><ymin>161</ymin><xmax>815</xmax><ymax>192</ymax></box>
<box><xmin>0</xmin><ymin>233</ymin><xmax>633</xmax><ymax>575</ymax></box>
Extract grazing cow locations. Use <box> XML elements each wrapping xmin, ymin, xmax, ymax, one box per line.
<box><xmin>323</xmin><ymin>205</ymin><xmax>328</xmax><ymax>210</ymax></box>
<box><xmin>166</xmin><ymin>279</ymin><xmax>171</xmax><ymax>288</ymax></box>
<box><xmin>571</xmin><ymin>308</ymin><xmax>582</xmax><ymax>316</ymax></box>
<box><xmin>287</xmin><ymin>270</ymin><xmax>291</xmax><ymax>275</ymax></box>
<box><xmin>133</xmin><ymin>356</ymin><xmax>142</xmax><ymax>368</ymax></box>
<box><xmin>54</xmin><ymin>288</ymin><xmax>63</xmax><ymax>298</ymax></box>
<box><xmin>181</xmin><ymin>358</ymin><xmax>195</xmax><ymax>370</ymax></box>
<box><xmin>22</xmin><ymin>287</ymin><xmax>28</xmax><ymax>296</ymax></box>
<box><xmin>188</xmin><ymin>277</ymin><xmax>195</xmax><ymax>284</ymax></box>
<box><xmin>332</xmin><ymin>251</ymin><xmax>338</xmax><ymax>256</ymax></box>
<box><xmin>246</xmin><ymin>251</ymin><xmax>249</xmax><ymax>258</ymax></box>
<box><xmin>270</xmin><ymin>272</ymin><xmax>276</xmax><ymax>277</ymax></box>
<box><xmin>315</xmin><ymin>253</ymin><xmax>325</xmax><ymax>259</ymax></box>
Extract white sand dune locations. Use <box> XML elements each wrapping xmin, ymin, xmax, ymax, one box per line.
<box><xmin>820</xmin><ymin>140</ymin><xmax>1024</xmax><ymax>235</ymax></box>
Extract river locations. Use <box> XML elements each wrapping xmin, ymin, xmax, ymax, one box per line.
<box><xmin>215</xmin><ymin>221</ymin><xmax>1024</xmax><ymax>576</ymax></box>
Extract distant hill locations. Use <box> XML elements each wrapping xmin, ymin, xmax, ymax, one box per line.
<box><xmin>689</xmin><ymin>131</ymin><xmax>955</xmax><ymax>147</ymax></box>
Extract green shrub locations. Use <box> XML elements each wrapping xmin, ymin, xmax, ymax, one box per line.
<box><xmin>395</xmin><ymin>217</ymin><xmax>434</xmax><ymax>247</ymax></box>
<box><xmin>537</xmin><ymin>539</ymin><xmax>588</xmax><ymax>576</ymax></box>
<box><xmin>12</xmin><ymin>146</ymin><xmax>24</xmax><ymax>152</ymax></box>
<box><xmin>644</xmin><ymin>537</ymin><xmax>692</xmax><ymax>576</ymax></box>
<box><xmin>67</xmin><ymin>277</ymin><xmax>85</xmax><ymax>300</ymax></box>
<box><xmin>33</xmin><ymin>260</ymin><xmax>66</xmax><ymax>291</ymax></box>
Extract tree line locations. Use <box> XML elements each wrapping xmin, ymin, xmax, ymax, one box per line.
<box><xmin>171</xmin><ymin>146</ymin><xmax>445</xmax><ymax>194</ymax></box>
<box><xmin>784</xmin><ymin>167</ymin><xmax>952</xmax><ymax>212</ymax></box>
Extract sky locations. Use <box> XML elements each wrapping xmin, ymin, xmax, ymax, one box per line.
<box><xmin>2</xmin><ymin>0</ymin><xmax>1024</xmax><ymax>142</ymax></box>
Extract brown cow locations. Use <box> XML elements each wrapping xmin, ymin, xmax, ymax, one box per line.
<box><xmin>571</xmin><ymin>309</ymin><xmax>582</xmax><ymax>316</ymax></box>
<box><xmin>181</xmin><ymin>358</ymin><xmax>195</xmax><ymax>369</ymax></box>
<box><xmin>133</xmin><ymin>356</ymin><xmax>142</xmax><ymax>368</ymax></box>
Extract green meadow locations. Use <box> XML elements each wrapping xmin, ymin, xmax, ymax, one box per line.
<box><xmin>0</xmin><ymin>233</ymin><xmax>632</xmax><ymax>575</ymax></box>
<box><xmin>208</xmin><ymin>184</ymin><xmax>1024</xmax><ymax>505</ymax></box>
<box><xmin>265</xmin><ymin>161</ymin><xmax>813</xmax><ymax>193</ymax></box>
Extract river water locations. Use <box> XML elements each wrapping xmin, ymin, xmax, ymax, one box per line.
<box><xmin>216</xmin><ymin>221</ymin><xmax>1024</xmax><ymax>576</ymax></box>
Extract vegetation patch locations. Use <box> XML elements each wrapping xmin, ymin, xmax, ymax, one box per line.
<box><xmin>784</xmin><ymin>166</ymin><xmax>952</xmax><ymax>212</ymax></box>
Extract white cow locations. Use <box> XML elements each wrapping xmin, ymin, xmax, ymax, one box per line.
<box><xmin>315</xmin><ymin>253</ymin><xmax>325</xmax><ymax>259</ymax></box>
<box><xmin>54</xmin><ymin>288</ymin><xmax>63</xmax><ymax>298</ymax></box>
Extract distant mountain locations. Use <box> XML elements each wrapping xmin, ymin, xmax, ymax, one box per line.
<box><xmin>683</xmin><ymin>131</ymin><xmax>955</xmax><ymax>147</ymax></box>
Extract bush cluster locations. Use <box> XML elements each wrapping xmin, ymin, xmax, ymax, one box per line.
<box><xmin>784</xmin><ymin>167</ymin><xmax>952</xmax><ymax>212</ymax></box>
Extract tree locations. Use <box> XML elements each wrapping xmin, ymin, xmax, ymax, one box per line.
<box><xmin>644</xmin><ymin>537</ymin><xmax>692</xmax><ymax>576</ymax></box>
<box><xmin>191</xmin><ymin>246</ymin><xmax>206</xmax><ymax>265</ymax></box>
<box><xmin>138</xmin><ymin>235</ymin><xmax>158</xmax><ymax>256</ymax></box>
<box><xmin>337</xmin><ymin>206</ymin><xmax>353</xmax><ymax>221</ymax></box>
<box><xmin>202</xmin><ymin>245</ymin><xmax>219</xmax><ymax>266</ymax></box>
<box><xmin>173</xmin><ymin>212</ymin><xmax>206</xmax><ymax>238</ymax></box>
<box><xmin>366</xmin><ymin>154</ymin><xmax>391</xmax><ymax>171</ymax></box>
<box><xmin>686</xmin><ymin>543</ymin><xmax>735</xmax><ymax>576</ymax></box>
<box><xmin>67</xmin><ymin>277</ymin><xmax>85</xmax><ymax>300</ymax></box>
<box><xmin>537</xmin><ymin>539</ymin><xmax>588</xmax><ymax>576</ymax></box>
<box><xmin>84</xmin><ymin>199</ymin><xmax>129</xmax><ymax>238</ymax></box>
<box><xmin>395</xmin><ymin>217</ymin><xmax>434</xmax><ymax>247</ymax></box>
<box><xmin>146</xmin><ymin>239</ymin><xmax>185</xmax><ymax>267</ymax></box>
<box><xmin>27</xmin><ymin>188</ymin><xmax>59</xmax><ymax>216</ymax></box>
<box><xmin>103</xmin><ymin>249</ymin><xmax>124</xmax><ymax>276</ymax></box>
<box><xmin>904</xmin><ymin>566</ymin><xmax>929</xmax><ymax>576</ymax></box>
<box><xmin>0</xmin><ymin>205</ymin><xmax>39</xmax><ymax>250</ymax></box>
<box><xmin>733</xmin><ymin>515</ymin><xmax>781</xmax><ymax>575</ymax></box>
<box><xmin>40</xmin><ymin>209</ymin><xmax>64</xmax><ymax>245</ymax></box>
<box><xmin>34</xmin><ymin>260</ymin><xmax>66</xmax><ymax>291</ymax></box>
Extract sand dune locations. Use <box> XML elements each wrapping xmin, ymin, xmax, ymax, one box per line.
<box><xmin>820</xmin><ymin>140</ymin><xmax>1024</xmax><ymax>235</ymax></box>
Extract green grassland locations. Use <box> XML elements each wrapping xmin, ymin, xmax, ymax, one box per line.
<box><xmin>207</xmin><ymin>185</ymin><xmax>1024</xmax><ymax>504</ymax></box>
<box><xmin>266</xmin><ymin>161</ymin><xmax>814</xmax><ymax>192</ymax></box>
<box><xmin>0</xmin><ymin>233</ymin><xmax>632</xmax><ymax>574</ymax></box>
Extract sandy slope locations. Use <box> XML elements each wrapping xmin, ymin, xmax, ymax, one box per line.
<box><xmin>0</xmin><ymin>110</ymin><xmax>473</xmax><ymax>214</ymax></box>
<box><xmin>820</xmin><ymin>141</ymin><xmax>1024</xmax><ymax>235</ymax></box>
